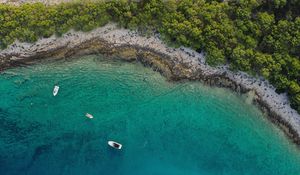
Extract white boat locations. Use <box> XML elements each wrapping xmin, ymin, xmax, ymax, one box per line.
<box><xmin>53</xmin><ymin>85</ymin><xmax>59</xmax><ymax>96</ymax></box>
<box><xmin>85</xmin><ymin>113</ymin><xmax>94</xmax><ymax>119</ymax></box>
<box><xmin>108</xmin><ymin>141</ymin><xmax>122</xmax><ymax>150</ymax></box>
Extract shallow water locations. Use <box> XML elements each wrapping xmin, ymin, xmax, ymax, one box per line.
<box><xmin>0</xmin><ymin>55</ymin><xmax>300</xmax><ymax>175</ymax></box>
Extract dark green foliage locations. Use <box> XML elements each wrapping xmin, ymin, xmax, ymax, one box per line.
<box><xmin>0</xmin><ymin>1</ymin><xmax>111</xmax><ymax>46</ymax></box>
<box><xmin>0</xmin><ymin>0</ymin><xmax>299</xmax><ymax>113</ymax></box>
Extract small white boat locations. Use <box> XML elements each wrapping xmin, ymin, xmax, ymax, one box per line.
<box><xmin>53</xmin><ymin>85</ymin><xmax>59</xmax><ymax>96</ymax></box>
<box><xmin>108</xmin><ymin>141</ymin><xmax>122</xmax><ymax>150</ymax></box>
<box><xmin>85</xmin><ymin>113</ymin><xmax>94</xmax><ymax>119</ymax></box>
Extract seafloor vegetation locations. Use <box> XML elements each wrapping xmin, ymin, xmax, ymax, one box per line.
<box><xmin>0</xmin><ymin>0</ymin><xmax>299</xmax><ymax>113</ymax></box>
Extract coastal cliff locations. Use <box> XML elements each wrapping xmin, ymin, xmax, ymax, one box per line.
<box><xmin>1</xmin><ymin>23</ymin><xmax>300</xmax><ymax>145</ymax></box>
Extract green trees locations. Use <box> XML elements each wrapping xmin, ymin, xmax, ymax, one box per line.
<box><xmin>231</xmin><ymin>46</ymin><xmax>252</xmax><ymax>72</ymax></box>
<box><xmin>0</xmin><ymin>0</ymin><xmax>299</xmax><ymax>113</ymax></box>
<box><xmin>0</xmin><ymin>1</ymin><xmax>111</xmax><ymax>46</ymax></box>
<box><xmin>159</xmin><ymin>0</ymin><xmax>233</xmax><ymax>65</ymax></box>
<box><xmin>225</xmin><ymin>0</ymin><xmax>300</xmax><ymax>113</ymax></box>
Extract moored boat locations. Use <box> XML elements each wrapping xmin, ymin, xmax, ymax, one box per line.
<box><xmin>53</xmin><ymin>85</ymin><xmax>59</xmax><ymax>96</ymax></box>
<box><xmin>108</xmin><ymin>141</ymin><xmax>122</xmax><ymax>150</ymax></box>
<box><xmin>85</xmin><ymin>113</ymin><xmax>94</xmax><ymax>119</ymax></box>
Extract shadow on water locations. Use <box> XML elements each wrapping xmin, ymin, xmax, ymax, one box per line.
<box><xmin>0</xmin><ymin>110</ymin><xmax>41</xmax><ymax>142</ymax></box>
<box><xmin>20</xmin><ymin>144</ymin><xmax>53</xmax><ymax>174</ymax></box>
<box><xmin>18</xmin><ymin>132</ymin><xmax>91</xmax><ymax>174</ymax></box>
<box><xmin>0</xmin><ymin>108</ymin><xmax>36</xmax><ymax>139</ymax></box>
<box><xmin>0</xmin><ymin>107</ymin><xmax>47</xmax><ymax>175</ymax></box>
<box><xmin>107</xmin><ymin>146</ymin><xmax>124</xmax><ymax>158</ymax></box>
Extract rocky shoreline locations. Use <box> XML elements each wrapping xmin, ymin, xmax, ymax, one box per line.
<box><xmin>1</xmin><ymin>23</ymin><xmax>300</xmax><ymax>145</ymax></box>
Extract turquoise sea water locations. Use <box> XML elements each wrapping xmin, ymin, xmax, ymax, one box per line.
<box><xmin>0</xmin><ymin>55</ymin><xmax>300</xmax><ymax>175</ymax></box>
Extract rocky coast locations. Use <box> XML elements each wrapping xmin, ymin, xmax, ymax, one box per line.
<box><xmin>1</xmin><ymin>23</ymin><xmax>300</xmax><ymax>146</ymax></box>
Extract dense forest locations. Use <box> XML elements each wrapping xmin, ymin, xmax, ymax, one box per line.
<box><xmin>0</xmin><ymin>0</ymin><xmax>299</xmax><ymax>113</ymax></box>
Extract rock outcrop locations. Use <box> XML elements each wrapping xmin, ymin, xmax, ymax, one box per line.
<box><xmin>1</xmin><ymin>23</ymin><xmax>300</xmax><ymax>145</ymax></box>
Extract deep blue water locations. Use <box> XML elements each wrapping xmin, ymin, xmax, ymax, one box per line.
<box><xmin>0</xmin><ymin>55</ymin><xmax>300</xmax><ymax>175</ymax></box>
